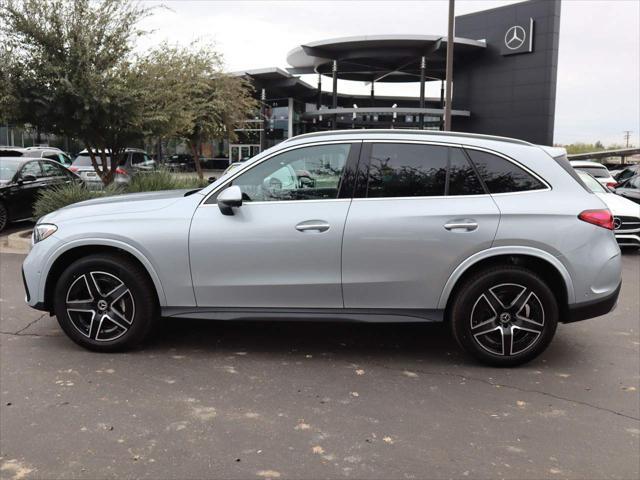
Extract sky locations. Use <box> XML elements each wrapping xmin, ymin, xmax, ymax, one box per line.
<box><xmin>138</xmin><ymin>0</ymin><xmax>640</xmax><ymax>146</ymax></box>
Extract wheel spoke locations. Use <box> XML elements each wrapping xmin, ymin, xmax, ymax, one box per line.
<box><xmin>511</xmin><ymin>288</ymin><xmax>532</xmax><ymax>312</ymax></box>
<box><xmin>486</xmin><ymin>288</ymin><xmax>507</xmax><ymax>311</ymax></box>
<box><xmin>95</xmin><ymin>314</ymin><xmax>128</xmax><ymax>341</ymax></box>
<box><xmin>514</xmin><ymin>315</ymin><xmax>544</xmax><ymax>331</ymax></box>
<box><xmin>501</xmin><ymin>326</ymin><xmax>513</xmax><ymax>356</ymax></box>
<box><xmin>87</xmin><ymin>272</ymin><xmax>103</xmax><ymax>299</ymax></box>
<box><xmin>105</xmin><ymin>283</ymin><xmax>128</xmax><ymax>304</ymax></box>
<box><xmin>65</xmin><ymin>300</ymin><xmax>94</xmax><ymax>310</ymax></box>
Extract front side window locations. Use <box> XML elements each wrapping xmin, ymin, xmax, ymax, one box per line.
<box><xmin>366</xmin><ymin>143</ymin><xmax>448</xmax><ymax>197</ymax></box>
<box><xmin>208</xmin><ymin>144</ymin><xmax>350</xmax><ymax>203</ymax></box>
<box><xmin>19</xmin><ymin>161</ymin><xmax>44</xmax><ymax>179</ymax></box>
<box><xmin>466</xmin><ymin>149</ymin><xmax>546</xmax><ymax>193</ymax></box>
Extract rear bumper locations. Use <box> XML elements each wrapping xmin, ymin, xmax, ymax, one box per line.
<box><xmin>564</xmin><ymin>281</ymin><xmax>621</xmax><ymax>323</ymax></box>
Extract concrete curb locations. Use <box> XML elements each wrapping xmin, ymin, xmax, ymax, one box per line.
<box><xmin>2</xmin><ymin>229</ymin><xmax>32</xmax><ymax>254</ymax></box>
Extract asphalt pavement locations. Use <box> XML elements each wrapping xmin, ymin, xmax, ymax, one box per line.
<box><xmin>1</xmin><ymin>249</ymin><xmax>639</xmax><ymax>480</ymax></box>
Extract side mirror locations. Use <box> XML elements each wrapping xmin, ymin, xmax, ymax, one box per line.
<box><xmin>18</xmin><ymin>174</ymin><xmax>37</xmax><ymax>184</ymax></box>
<box><xmin>207</xmin><ymin>176</ymin><xmax>217</xmax><ymax>184</ymax></box>
<box><xmin>217</xmin><ymin>185</ymin><xmax>243</xmax><ymax>216</ymax></box>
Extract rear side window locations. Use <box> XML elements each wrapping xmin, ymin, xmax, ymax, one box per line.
<box><xmin>366</xmin><ymin>143</ymin><xmax>448</xmax><ymax>197</ymax></box>
<box><xmin>448</xmin><ymin>148</ymin><xmax>485</xmax><ymax>195</ymax></box>
<box><xmin>466</xmin><ymin>149</ymin><xmax>546</xmax><ymax>193</ymax></box>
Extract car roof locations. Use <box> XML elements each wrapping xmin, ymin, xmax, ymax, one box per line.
<box><xmin>281</xmin><ymin>129</ymin><xmax>533</xmax><ymax>147</ymax></box>
<box><xmin>77</xmin><ymin>148</ymin><xmax>146</xmax><ymax>154</ymax></box>
<box><xmin>569</xmin><ymin>160</ymin><xmax>609</xmax><ymax>168</ymax></box>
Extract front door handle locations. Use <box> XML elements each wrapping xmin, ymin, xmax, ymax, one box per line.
<box><xmin>444</xmin><ymin>220</ymin><xmax>478</xmax><ymax>232</ymax></box>
<box><xmin>295</xmin><ymin>220</ymin><xmax>330</xmax><ymax>233</ymax></box>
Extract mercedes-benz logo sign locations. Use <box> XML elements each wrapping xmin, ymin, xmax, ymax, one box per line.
<box><xmin>613</xmin><ymin>217</ymin><xmax>622</xmax><ymax>230</ymax></box>
<box><xmin>505</xmin><ymin>25</ymin><xmax>526</xmax><ymax>50</ymax></box>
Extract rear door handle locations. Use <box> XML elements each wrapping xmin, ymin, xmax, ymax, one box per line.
<box><xmin>444</xmin><ymin>221</ymin><xmax>478</xmax><ymax>232</ymax></box>
<box><xmin>295</xmin><ymin>220</ymin><xmax>330</xmax><ymax>233</ymax></box>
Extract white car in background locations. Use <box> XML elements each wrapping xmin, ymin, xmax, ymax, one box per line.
<box><xmin>570</xmin><ymin>160</ymin><xmax>617</xmax><ymax>189</ymax></box>
<box><xmin>576</xmin><ymin>170</ymin><xmax>640</xmax><ymax>248</ymax></box>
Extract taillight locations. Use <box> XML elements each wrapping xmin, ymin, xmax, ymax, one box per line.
<box><xmin>115</xmin><ymin>167</ymin><xmax>128</xmax><ymax>176</ymax></box>
<box><xmin>578</xmin><ymin>209</ymin><xmax>614</xmax><ymax>230</ymax></box>
<box><xmin>606</xmin><ymin>182</ymin><xmax>617</xmax><ymax>189</ymax></box>
<box><xmin>69</xmin><ymin>166</ymin><xmax>78</xmax><ymax>172</ymax></box>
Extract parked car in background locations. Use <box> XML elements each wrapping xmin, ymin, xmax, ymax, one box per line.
<box><xmin>569</xmin><ymin>160</ymin><xmax>617</xmax><ymax>188</ymax></box>
<box><xmin>69</xmin><ymin>148</ymin><xmax>155</xmax><ymax>188</ymax></box>
<box><xmin>23</xmin><ymin>146</ymin><xmax>74</xmax><ymax>167</ymax></box>
<box><xmin>165</xmin><ymin>154</ymin><xmax>195</xmax><ymax>172</ymax></box>
<box><xmin>23</xmin><ymin>130</ymin><xmax>622</xmax><ymax>366</ymax></box>
<box><xmin>614</xmin><ymin>174</ymin><xmax>640</xmax><ymax>205</ymax></box>
<box><xmin>0</xmin><ymin>146</ymin><xmax>27</xmax><ymax>157</ymax></box>
<box><xmin>613</xmin><ymin>164</ymin><xmax>640</xmax><ymax>184</ymax></box>
<box><xmin>576</xmin><ymin>170</ymin><xmax>640</xmax><ymax>248</ymax></box>
<box><xmin>0</xmin><ymin>157</ymin><xmax>82</xmax><ymax>232</ymax></box>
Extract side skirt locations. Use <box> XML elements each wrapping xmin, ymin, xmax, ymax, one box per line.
<box><xmin>161</xmin><ymin>307</ymin><xmax>445</xmax><ymax>323</ymax></box>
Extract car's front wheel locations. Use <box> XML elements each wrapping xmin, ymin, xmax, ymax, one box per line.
<box><xmin>54</xmin><ymin>253</ymin><xmax>156</xmax><ymax>351</ymax></box>
<box><xmin>0</xmin><ymin>201</ymin><xmax>8</xmax><ymax>232</ymax></box>
<box><xmin>450</xmin><ymin>265</ymin><xmax>558</xmax><ymax>367</ymax></box>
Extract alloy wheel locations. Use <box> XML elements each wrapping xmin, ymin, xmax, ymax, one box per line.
<box><xmin>470</xmin><ymin>283</ymin><xmax>545</xmax><ymax>356</ymax></box>
<box><xmin>65</xmin><ymin>271</ymin><xmax>135</xmax><ymax>342</ymax></box>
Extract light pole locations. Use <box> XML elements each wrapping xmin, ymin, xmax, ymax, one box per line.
<box><xmin>444</xmin><ymin>0</ymin><xmax>455</xmax><ymax>131</ymax></box>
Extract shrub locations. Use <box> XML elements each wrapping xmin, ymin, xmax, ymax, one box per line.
<box><xmin>33</xmin><ymin>170</ymin><xmax>208</xmax><ymax>219</ymax></box>
<box><xmin>33</xmin><ymin>183</ymin><xmax>120</xmax><ymax>219</ymax></box>
<box><xmin>126</xmin><ymin>169</ymin><xmax>207</xmax><ymax>193</ymax></box>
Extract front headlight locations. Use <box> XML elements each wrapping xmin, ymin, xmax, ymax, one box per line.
<box><xmin>32</xmin><ymin>223</ymin><xmax>58</xmax><ymax>245</ymax></box>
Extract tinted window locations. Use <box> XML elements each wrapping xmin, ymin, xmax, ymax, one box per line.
<box><xmin>448</xmin><ymin>148</ymin><xmax>485</xmax><ymax>195</ymax></box>
<box><xmin>575</xmin><ymin>165</ymin><xmax>610</xmax><ymax>178</ymax></box>
<box><xmin>20</xmin><ymin>161</ymin><xmax>44</xmax><ymax>178</ymax></box>
<box><xmin>208</xmin><ymin>144</ymin><xmax>350</xmax><ymax>203</ymax></box>
<box><xmin>0</xmin><ymin>159</ymin><xmax>22</xmax><ymax>181</ymax></box>
<box><xmin>466</xmin><ymin>149</ymin><xmax>546</xmax><ymax>193</ymax></box>
<box><xmin>367</xmin><ymin>143</ymin><xmax>447</xmax><ymax>197</ymax></box>
<box><xmin>41</xmin><ymin>161</ymin><xmax>67</xmax><ymax>177</ymax></box>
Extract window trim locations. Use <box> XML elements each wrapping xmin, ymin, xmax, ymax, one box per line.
<box><xmin>200</xmin><ymin>140</ymin><xmax>360</xmax><ymax>206</ymax></box>
<box><xmin>462</xmin><ymin>144</ymin><xmax>551</xmax><ymax>196</ymax></box>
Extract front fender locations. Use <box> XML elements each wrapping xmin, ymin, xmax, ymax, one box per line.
<box><xmin>38</xmin><ymin>237</ymin><xmax>167</xmax><ymax>307</ymax></box>
<box><xmin>437</xmin><ymin>246</ymin><xmax>575</xmax><ymax>309</ymax></box>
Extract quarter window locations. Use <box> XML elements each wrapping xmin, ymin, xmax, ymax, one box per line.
<box><xmin>207</xmin><ymin>144</ymin><xmax>350</xmax><ymax>203</ymax></box>
<box><xmin>466</xmin><ymin>149</ymin><xmax>546</xmax><ymax>193</ymax></box>
<box><xmin>41</xmin><ymin>161</ymin><xmax>67</xmax><ymax>177</ymax></box>
<box><xmin>366</xmin><ymin>143</ymin><xmax>448</xmax><ymax>197</ymax></box>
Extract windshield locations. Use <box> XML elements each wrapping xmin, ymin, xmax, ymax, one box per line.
<box><xmin>72</xmin><ymin>154</ymin><xmax>112</xmax><ymax>167</ymax></box>
<box><xmin>0</xmin><ymin>158</ymin><xmax>22</xmax><ymax>181</ymax></box>
<box><xmin>575</xmin><ymin>165</ymin><xmax>610</xmax><ymax>178</ymax></box>
<box><xmin>577</xmin><ymin>170</ymin><xmax>607</xmax><ymax>193</ymax></box>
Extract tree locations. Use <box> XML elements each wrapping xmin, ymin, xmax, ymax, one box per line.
<box><xmin>137</xmin><ymin>42</ymin><xmax>257</xmax><ymax>179</ymax></box>
<box><xmin>0</xmin><ymin>0</ymin><xmax>152</xmax><ymax>185</ymax></box>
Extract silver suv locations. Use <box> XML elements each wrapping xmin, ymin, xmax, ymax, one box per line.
<box><xmin>70</xmin><ymin>148</ymin><xmax>156</xmax><ymax>187</ymax></box>
<box><xmin>22</xmin><ymin>130</ymin><xmax>622</xmax><ymax>366</ymax></box>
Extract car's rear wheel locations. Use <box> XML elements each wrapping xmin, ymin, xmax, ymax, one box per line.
<box><xmin>54</xmin><ymin>253</ymin><xmax>156</xmax><ymax>352</ymax></box>
<box><xmin>450</xmin><ymin>265</ymin><xmax>558</xmax><ymax>367</ymax></box>
<box><xmin>0</xmin><ymin>201</ymin><xmax>8</xmax><ymax>232</ymax></box>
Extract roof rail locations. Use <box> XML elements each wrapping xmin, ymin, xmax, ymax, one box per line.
<box><xmin>282</xmin><ymin>129</ymin><xmax>533</xmax><ymax>146</ymax></box>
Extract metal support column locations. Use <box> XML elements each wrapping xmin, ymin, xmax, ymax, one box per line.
<box><xmin>444</xmin><ymin>0</ymin><xmax>455</xmax><ymax>131</ymax></box>
<box><xmin>440</xmin><ymin>80</ymin><xmax>445</xmax><ymax>131</ymax></box>
<box><xmin>260</xmin><ymin>88</ymin><xmax>267</xmax><ymax>152</ymax></box>
<box><xmin>370</xmin><ymin>80</ymin><xmax>375</xmax><ymax>108</ymax></box>
<box><xmin>332</xmin><ymin>60</ymin><xmax>338</xmax><ymax>129</ymax></box>
<box><xmin>419</xmin><ymin>55</ymin><xmax>426</xmax><ymax>130</ymax></box>
<box><xmin>316</xmin><ymin>73</ymin><xmax>322</xmax><ymax>111</ymax></box>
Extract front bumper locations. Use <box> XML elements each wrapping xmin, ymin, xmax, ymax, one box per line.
<box><xmin>564</xmin><ymin>281</ymin><xmax>622</xmax><ymax>323</ymax></box>
<box><xmin>615</xmin><ymin>232</ymin><xmax>640</xmax><ymax>248</ymax></box>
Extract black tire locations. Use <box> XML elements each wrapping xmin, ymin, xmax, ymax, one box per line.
<box><xmin>53</xmin><ymin>253</ymin><xmax>157</xmax><ymax>352</ymax></box>
<box><xmin>0</xmin><ymin>201</ymin><xmax>7</xmax><ymax>233</ymax></box>
<box><xmin>450</xmin><ymin>265</ymin><xmax>558</xmax><ymax>367</ymax></box>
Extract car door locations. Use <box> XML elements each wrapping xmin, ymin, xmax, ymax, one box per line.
<box><xmin>10</xmin><ymin>160</ymin><xmax>46</xmax><ymax>219</ymax></box>
<box><xmin>617</xmin><ymin>176</ymin><xmax>640</xmax><ymax>204</ymax></box>
<box><xmin>342</xmin><ymin>142</ymin><xmax>501</xmax><ymax>310</ymax></box>
<box><xmin>189</xmin><ymin>142</ymin><xmax>360</xmax><ymax>308</ymax></box>
<box><xmin>40</xmin><ymin>160</ymin><xmax>75</xmax><ymax>188</ymax></box>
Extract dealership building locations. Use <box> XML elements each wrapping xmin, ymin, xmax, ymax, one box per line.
<box><xmin>228</xmin><ymin>0</ymin><xmax>560</xmax><ymax>162</ymax></box>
